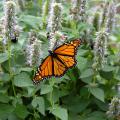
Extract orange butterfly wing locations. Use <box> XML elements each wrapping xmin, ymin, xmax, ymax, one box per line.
<box><xmin>53</xmin><ymin>57</ymin><xmax>66</xmax><ymax>77</ymax></box>
<box><xmin>54</xmin><ymin>39</ymin><xmax>81</xmax><ymax>68</ymax></box>
<box><xmin>54</xmin><ymin>39</ymin><xmax>81</xmax><ymax>56</ymax></box>
<box><xmin>33</xmin><ymin>56</ymin><xmax>53</xmax><ymax>84</ymax></box>
<box><xmin>33</xmin><ymin>39</ymin><xmax>81</xmax><ymax>84</ymax></box>
<box><xmin>56</xmin><ymin>55</ymin><xmax>76</xmax><ymax>68</ymax></box>
<box><xmin>33</xmin><ymin>56</ymin><xmax>67</xmax><ymax>83</ymax></box>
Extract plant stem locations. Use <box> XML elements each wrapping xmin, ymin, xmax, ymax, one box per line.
<box><xmin>8</xmin><ymin>40</ymin><xmax>16</xmax><ymax>96</ymax></box>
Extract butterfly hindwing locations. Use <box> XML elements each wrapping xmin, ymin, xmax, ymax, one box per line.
<box><xmin>57</xmin><ymin>55</ymin><xmax>76</xmax><ymax>68</ymax></box>
<box><xmin>53</xmin><ymin>57</ymin><xmax>67</xmax><ymax>77</ymax></box>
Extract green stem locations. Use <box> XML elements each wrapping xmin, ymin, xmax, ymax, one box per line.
<box><xmin>49</xmin><ymin>78</ymin><xmax>55</xmax><ymax>108</ymax></box>
<box><xmin>8</xmin><ymin>39</ymin><xmax>16</xmax><ymax>96</ymax></box>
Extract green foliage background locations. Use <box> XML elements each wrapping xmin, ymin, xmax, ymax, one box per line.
<box><xmin>0</xmin><ymin>0</ymin><xmax>120</xmax><ymax>120</ymax></box>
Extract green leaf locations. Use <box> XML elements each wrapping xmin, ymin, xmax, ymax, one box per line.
<box><xmin>84</xmin><ymin>111</ymin><xmax>106</xmax><ymax>120</ymax></box>
<box><xmin>100</xmin><ymin>71</ymin><xmax>113</xmax><ymax>80</ymax></box>
<box><xmin>0</xmin><ymin>53</ymin><xmax>9</xmax><ymax>63</ymax></box>
<box><xmin>101</xmin><ymin>65</ymin><xmax>116</xmax><ymax>72</ymax></box>
<box><xmin>94</xmin><ymin>99</ymin><xmax>107</xmax><ymax>111</ymax></box>
<box><xmin>68</xmin><ymin>99</ymin><xmax>90</xmax><ymax>113</ymax></box>
<box><xmin>8</xmin><ymin>113</ymin><xmax>18</xmax><ymax>120</ymax></box>
<box><xmin>20</xmin><ymin>67</ymin><xmax>33</xmax><ymax>72</ymax></box>
<box><xmin>77</xmin><ymin>57</ymin><xmax>87</xmax><ymax>71</ymax></box>
<box><xmin>0</xmin><ymin>104</ymin><xmax>14</xmax><ymax>119</ymax></box>
<box><xmin>80</xmin><ymin>69</ymin><xmax>94</xmax><ymax>78</ymax></box>
<box><xmin>32</xmin><ymin>97</ymin><xmax>45</xmax><ymax>115</ymax></box>
<box><xmin>14</xmin><ymin>104</ymin><xmax>29</xmax><ymax>119</ymax></box>
<box><xmin>0</xmin><ymin>93</ymin><xmax>10</xmax><ymax>103</ymax></box>
<box><xmin>27</xmin><ymin>87</ymin><xmax>35</xmax><ymax>96</ymax></box>
<box><xmin>51</xmin><ymin>106</ymin><xmax>68</xmax><ymax>120</ymax></box>
<box><xmin>89</xmin><ymin>87</ymin><xmax>104</xmax><ymax>102</ymax></box>
<box><xmin>40</xmin><ymin>84</ymin><xmax>53</xmax><ymax>94</ymax></box>
<box><xmin>13</xmin><ymin>72</ymin><xmax>33</xmax><ymax>87</ymax></box>
<box><xmin>19</xmin><ymin>15</ymin><xmax>41</xmax><ymax>29</ymax></box>
<box><xmin>77</xmin><ymin>49</ymin><xmax>88</xmax><ymax>56</ymax></box>
<box><xmin>1</xmin><ymin>73</ymin><xmax>10</xmax><ymax>82</ymax></box>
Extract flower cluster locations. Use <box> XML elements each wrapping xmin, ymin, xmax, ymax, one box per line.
<box><xmin>47</xmin><ymin>2</ymin><xmax>66</xmax><ymax>51</ymax></box>
<box><xmin>47</xmin><ymin>2</ymin><xmax>62</xmax><ymax>33</ymax></box>
<box><xmin>100</xmin><ymin>2</ymin><xmax>109</xmax><ymax>28</ymax></box>
<box><xmin>79</xmin><ymin>0</ymin><xmax>86</xmax><ymax>22</ymax></box>
<box><xmin>26</xmin><ymin>31</ymin><xmax>42</xmax><ymax>67</ymax></box>
<box><xmin>92</xmin><ymin>31</ymin><xmax>108</xmax><ymax>71</ymax></box>
<box><xmin>70</xmin><ymin>0</ymin><xmax>80</xmax><ymax>21</ymax></box>
<box><xmin>70</xmin><ymin>0</ymin><xmax>86</xmax><ymax>22</ymax></box>
<box><xmin>17</xmin><ymin>0</ymin><xmax>25</xmax><ymax>11</ymax></box>
<box><xmin>48</xmin><ymin>31</ymin><xmax>67</xmax><ymax>51</ymax></box>
<box><xmin>107</xmin><ymin>97</ymin><xmax>120</xmax><ymax>120</ymax></box>
<box><xmin>92</xmin><ymin>12</ymin><xmax>101</xmax><ymax>32</ymax></box>
<box><xmin>105</xmin><ymin>2</ymin><xmax>116</xmax><ymax>33</ymax></box>
<box><xmin>2</xmin><ymin>0</ymin><xmax>20</xmax><ymax>47</ymax></box>
<box><xmin>42</xmin><ymin>0</ymin><xmax>49</xmax><ymax>22</ymax></box>
<box><xmin>0</xmin><ymin>18</ymin><xmax>5</xmax><ymax>52</ymax></box>
<box><xmin>92</xmin><ymin>1</ymin><xmax>117</xmax><ymax>71</ymax></box>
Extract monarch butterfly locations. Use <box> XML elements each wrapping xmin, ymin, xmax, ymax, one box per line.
<box><xmin>33</xmin><ymin>39</ymin><xmax>81</xmax><ymax>84</ymax></box>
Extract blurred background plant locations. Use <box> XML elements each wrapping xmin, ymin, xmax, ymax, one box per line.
<box><xmin>0</xmin><ymin>0</ymin><xmax>120</xmax><ymax>120</ymax></box>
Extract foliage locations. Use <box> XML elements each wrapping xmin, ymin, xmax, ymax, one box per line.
<box><xmin>0</xmin><ymin>0</ymin><xmax>120</xmax><ymax>120</ymax></box>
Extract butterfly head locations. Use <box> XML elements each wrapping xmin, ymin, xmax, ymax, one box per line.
<box><xmin>48</xmin><ymin>50</ymin><xmax>57</xmax><ymax>57</ymax></box>
<box><xmin>48</xmin><ymin>50</ymin><xmax>53</xmax><ymax>54</ymax></box>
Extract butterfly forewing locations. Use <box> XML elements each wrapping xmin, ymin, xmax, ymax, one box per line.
<box><xmin>54</xmin><ymin>39</ymin><xmax>81</xmax><ymax>56</ymax></box>
<box><xmin>33</xmin><ymin>56</ymin><xmax>53</xmax><ymax>83</ymax></box>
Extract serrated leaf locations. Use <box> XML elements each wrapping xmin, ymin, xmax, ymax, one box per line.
<box><xmin>51</xmin><ymin>106</ymin><xmax>68</xmax><ymax>120</ymax></box>
<box><xmin>102</xmin><ymin>65</ymin><xmax>116</xmax><ymax>72</ymax></box>
<box><xmin>89</xmin><ymin>87</ymin><xmax>104</xmax><ymax>102</ymax></box>
<box><xmin>32</xmin><ymin>97</ymin><xmax>45</xmax><ymax>115</ymax></box>
<box><xmin>40</xmin><ymin>85</ymin><xmax>53</xmax><ymax>94</ymax></box>
<box><xmin>84</xmin><ymin>111</ymin><xmax>106</xmax><ymax>120</ymax></box>
<box><xmin>13</xmin><ymin>72</ymin><xmax>33</xmax><ymax>87</ymax></box>
<box><xmin>0</xmin><ymin>53</ymin><xmax>9</xmax><ymax>63</ymax></box>
<box><xmin>19</xmin><ymin>15</ymin><xmax>41</xmax><ymax>29</ymax></box>
<box><xmin>0</xmin><ymin>93</ymin><xmax>10</xmax><ymax>103</ymax></box>
<box><xmin>14</xmin><ymin>104</ymin><xmax>29</xmax><ymax>119</ymax></box>
<box><xmin>77</xmin><ymin>57</ymin><xmax>87</xmax><ymax>71</ymax></box>
<box><xmin>100</xmin><ymin>71</ymin><xmax>113</xmax><ymax>80</ymax></box>
<box><xmin>0</xmin><ymin>104</ymin><xmax>14</xmax><ymax>119</ymax></box>
<box><xmin>1</xmin><ymin>73</ymin><xmax>10</xmax><ymax>82</ymax></box>
<box><xmin>8</xmin><ymin>113</ymin><xmax>18</xmax><ymax>120</ymax></box>
<box><xmin>81</xmin><ymin>69</ymin><xmax>94</xmax><ymax>78</ymax></box>
<box><xmin>20</xmin><ymin>67</ymin><xmax>33</xmax><ymax>72</ymax></box>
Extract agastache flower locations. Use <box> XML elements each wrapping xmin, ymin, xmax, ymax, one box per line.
<box><xmin>105</xmin><ymin>2</ymin><xmax>116</xmax><ymax>33</ymax></box>
<box><xmin>47</xmin><ymin>2</ymin><xmax>65</xmax><ymax>51</ymax></box>
<box><xmin>3</xmin><ymin>0</ymin><xmax>16</xmax><ymax>45</ymax></box>
<box><xmin>2</xmin><ymin>0</ymin><xmax>20</xmax><ymax>47</ymax></box>
<box><xmin>107</xmin><ymin>97</ymin><xmax>120</xmax><ymax>120</ymax></box>
<box><xmin>42</xmin><ymin>0</ymin><xmax>49</xmax><ymax>22</ymax></box>
<box><xmin>17</xmin><ymin>0</ymin><xmax>25</xmax><ymax>11</ymax></box>
<box><xmin>100</xmin><ymin>2</ymin><xmax>109</xmax><ymax>28</ymax></box>
<box><xmin>92</xmin><ymin>31</ymin><xmax>108</xmax><ymax>71</ymax></box>
<box><xmin>79</xmin><ymin>0</ymin><xmax>86</xmax><ymax>22</ymax></box>
<box><xmin>92</xmin><ymin>12</ymin><xmax>101</xmax><ymax>32</ymax></box>
<box><xmin>26</xmin><ymin>31</ymin><xmax>42</xmax><ymax>67</ymax></box>
<box><xmin>47</xmin><ymin>3</ymin><xmax>62</xmax><ymax>33</ymax></box>
<box><xmin>70</xmin><ymin>0</ymin><xmax>80</xmax><ymax>21</ymax></box>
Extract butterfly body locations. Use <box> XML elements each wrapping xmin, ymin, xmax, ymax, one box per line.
<box><xmin>48</xmin><ymin>50</ymin><xmax>57</xmax><ymax>57</ymax></box>
<box><xmin>33</xmin><ymin>39</ymin><xmax>81</xmax><ymax>84</ymax></box>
